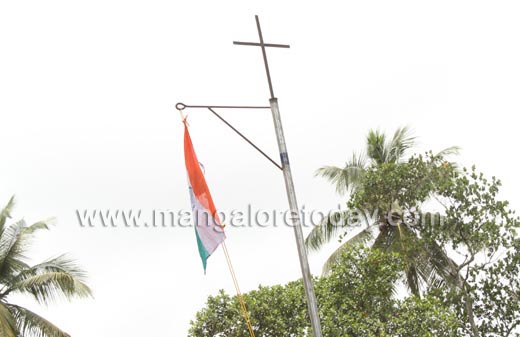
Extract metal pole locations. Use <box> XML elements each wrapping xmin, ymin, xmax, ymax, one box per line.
<box><xmin>234</xmin><ymin>15</ymin><xmax>323</xmax><ymax>336</ymax></box>
<box><xmin>269</xmin><ymin>97</ymin><xmax>323</xmax><ymax>337</ymax></box>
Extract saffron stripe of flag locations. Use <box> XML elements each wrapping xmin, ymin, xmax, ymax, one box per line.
<box><xmin>184</xmin><ymin>122</ymin><xmax>226</xmax><ymax>272</ymax></box>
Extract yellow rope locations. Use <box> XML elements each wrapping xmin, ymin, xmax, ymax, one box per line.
<box><xmin>222</xmin><ymin>242</ymin><xmax>256</xmax><ymax>337</ymax></box>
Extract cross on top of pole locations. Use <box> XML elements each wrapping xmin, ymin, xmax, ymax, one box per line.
<box><xmin>233</xmin><ymin>15</ymin><xmax>290</xmax><ymax>99</ymax></box>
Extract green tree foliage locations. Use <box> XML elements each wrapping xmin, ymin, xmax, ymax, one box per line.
<box><xmin>0</xmin><ymin>197</ymin><xmax>92</xmax><ymax>337</ymax></box>
<box><xmin>188</xmin><ymin>248</ymin><xmax>459</xmax><ymax>337</ymax></box>
<box><xmin>192</xmin><ymin>127</ymin><xmax>520</xmax><ymax>336</ymax></box>
<box><xmin>422</xmin><ymin>167</ymin><xmax>520</xmax><ymax>336</ymax></box>
<box><xmin>306</xmin><ymin>126</ymin><xmax>459</xmax><ymax>295</ymax></box>
<box><xmin>306</xmin><ymin>127</ymin><xmax>419</xmax><ymax>257</ymax></box>
<box><xmin>309</xmin><ymin>126</ymin><xmax>520</xmax><ymax>336</ymax></box>
<box><xmin>188</xmin><ymin>282</ymin><xmax>308</xmax><ymax>337</ymax></box>
<box><xmin>319</xmin><ymin>156</ymin><xmax>520</xmax><ymax>336</ymax></box>
<box><xmin>343</xmin><ymin>152</ymin><xmax>459</xmax><ymax>294</ymax></box>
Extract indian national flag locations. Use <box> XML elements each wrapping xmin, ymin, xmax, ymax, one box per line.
<box><xmin>184</xmin><ymin>121</ymin><xmax>226</xmax><ymax>272</ymax></box>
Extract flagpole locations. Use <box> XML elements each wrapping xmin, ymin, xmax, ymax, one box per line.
<box><xmin>268</xmin><ymin>98</ymin><xmax>323</xmax><ymax>337</ymax></box>
<box><xmin>177</xmin><ymin>15</ymin><xmax>324</xmax><ymax>337</ymax></box>
<box><xmin>234</xmin><ymin>16</ymin><xmax>324</xmax><ymax>337</ymax></box>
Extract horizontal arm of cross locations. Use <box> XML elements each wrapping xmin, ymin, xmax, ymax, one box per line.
<box><xmin>233</xmin><ymin>41</ymin><xmax>290</xmax><ymax>48</ymax></box>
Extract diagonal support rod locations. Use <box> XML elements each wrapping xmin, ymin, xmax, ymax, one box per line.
<box><xmin>176</xmin><ymin>103</ymin><xmax>282</xmax><ymax>170</ymax></box>
<box><xmin>207</xmin><ymin>107</ymin><xmax>282</xmax><ymax>170</ymax></box>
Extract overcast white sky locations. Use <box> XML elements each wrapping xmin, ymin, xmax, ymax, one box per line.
<box><xmin>1</xmin><ymin>1</ymin><xmax>519</xmax><ymax>336</ymax></box>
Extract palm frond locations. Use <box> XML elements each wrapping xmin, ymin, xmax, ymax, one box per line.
<box><xmin>402</xmin><ymin>239</ymin><xmax>464</xmax><ymax>295</ymax></box>
<box><xmin>321</xmin><ymin>226</ymin><xmax>375</xmax><ymax>275</ymax></box>
<box><xmin>0</xmin><ymin>219</ymin><xmax>53</xmax><ymax>279</ymax></box>
<box><xmin>409</xmin><ymin>247</ymin><xmax>442</xmax><ymax>290</ymax></box>
<box><xmin>396</xmin><ymin>223</ymin><xmax>422</xmax><ymax>296</ymax></box>
<box><xmin>6</xmin><ymin>304</ymin><xmax>70</xmax><ymax>337</ymax></box>
<box><xmin>315</xmin><ymin>153</ymin><xmax>366</xmax><ymax>195</ymax></box>
<box><xmin>435</xmin><ymin>146</ymin><xmax>460</xmax><ymax>159</ymax></box>
<box><xmin>0</xmin><ymin>200</ymin><xmax>89</xmax><ymax>337</ymax></box>
<box><xmin>374</xmin><ymin>223</ymin><xmax>461</xmax><ymax>295</ymax></box>
<box><xmin>7</xmin><ymin>255</ymin><xmax>92</xmax><ymax>303</ymax></box>
<box><xmin>0</xmin><ymin>195</ymin><xmax>15</xmax><ymax>235</ymax></box>
<box><xmin>373</xmin><ymin>225</ymin><xmax>428</xmax><ymax>295</ymax></box>
<box><xmin>405</xmin><ymin>265</ymin><xmax>421</xmax><ymax>297</ymax></box>
<box><xmin>0</xmin><ymin>301</ymin><xmax>18</xmax><ymax>337</ymax></box>
<box><xmin>305</xmin><ymin>210</ymin><xmax>350</xmax><ymax>251</ymax></box>
<box><xmin>366</xmin><ymin>129</ymin><xmax>387</xmax><ymax>164</ymax></box>
<box><xmin>422</xmin><ymin>241</ymin><xmax>460</xmax><ymax>289</ymax></box>
<box><xmin>0</xmin><ymin>220</ymin><xmax>29</xmax><ymax>277</ymax></box>
<box><xmin>0</xmin><ymin>220</ymin><xmax>25</xmax><ymax>259</ymax></box>
<box><xmin>373</xmin><ymin>226</ymin><xmax>398</xmax><ymax>252</ymax></box>
<box><xmin>386</xmin><ymin>126</ymin><xmax>416</xmax><ymax>163</ymax></box>
<box><xmin>22</xmin><ymin>219</ymin><xmax>53</xmax><ymax>236</ymax></box>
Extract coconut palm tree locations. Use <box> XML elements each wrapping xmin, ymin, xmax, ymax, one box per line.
<box><xmin>0</xmin><ymin>196</ymin><xmax>91</xmax><ymax>337</ymax></box>
<box><xmin>306</xmin><ymin>127</ymin><xmax>459</xmax><ymax>295</ymax></box>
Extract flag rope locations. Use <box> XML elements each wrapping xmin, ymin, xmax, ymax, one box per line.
<box><xmin>221</xmin><ymin>241</ymin><xmax>257</xmax><ymax>337</ymax></box>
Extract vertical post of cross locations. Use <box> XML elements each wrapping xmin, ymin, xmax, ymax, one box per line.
<box><xmin>234</xmin><ymin>15</ymin><xmax>323</xmax><ymax>337</ymax></box>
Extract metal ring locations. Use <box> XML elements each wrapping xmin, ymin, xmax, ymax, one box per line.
<box><xmin>175</xmin><ymin>102</ymin><xmax>186</xmax><ymax>110</ymax></box>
